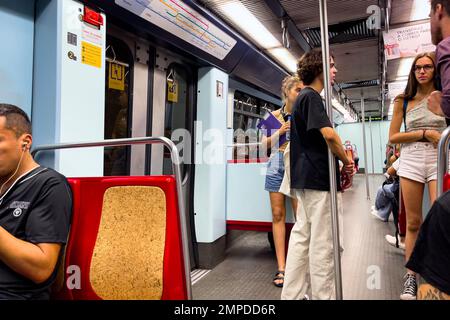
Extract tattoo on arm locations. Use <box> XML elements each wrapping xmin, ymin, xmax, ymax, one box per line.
<box><xmin>418</xmin><ymin>284</ymin><xmax>450</xmax><ymax>300</ymax></box>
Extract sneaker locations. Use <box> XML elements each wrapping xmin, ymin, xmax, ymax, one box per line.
<box><xmin>370</xmin><ymin>208</ymin><xmax>388</xmax><ymax>222</ymax></box>
<box><xmin>385</xmin><ymin>234</ymin><xmax>405</xmax><ymax>250</ymax></box>
<box><xmin>303</xmin><ymin>294</ymin><xmax>309</xmax><ymax>300</ymax></box>
<box><xmin>400</xmin><ymin>273</ymin><xmax>417</xmax><ymax>300</ymax></box>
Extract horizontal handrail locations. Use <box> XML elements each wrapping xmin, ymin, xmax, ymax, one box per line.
<box><xmin>32</xmin><ymin>137</ymin><xmax>177</xmax><ymax>156</ymax></box>
<box><xmin>227</xmin><ymin>142</ymin><xmax>262</xmax><ymax>148</ymax></box>
<box><xmin>32</xmin><ymin>136</ymin><xmax>192</xmax><ymax>299</ymax></box>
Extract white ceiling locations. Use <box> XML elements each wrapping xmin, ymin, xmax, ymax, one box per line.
<box><xmin>280</xmin><ymin>0</ymin><xmax>381</xmax><ymax>117</ymax></box>
<box><xmin>197</xmin><ymin>0</ymin><xmax>434</xmax><ymax>119</ymax></box>
<box><xmin>280</xmin><ymin>0</ymin><xmax>376</xmax><ymax>29</ymax></box>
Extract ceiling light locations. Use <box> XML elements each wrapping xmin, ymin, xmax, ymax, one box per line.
<box><xmin>219</xmin><ymin>1</ymin><xmax>280</xmax><ymax>49</ymax></box>
<box><xmin>268</xmin><ymin>48</ymin><xmax>298</xmax><ymax>73</ymax></box>
<box><xmin>409</xmin><ymin>0</ymin><xmax>432</xmax><ymax>22</ymax></box>
<box><xmin>218</xmin><ymin>1</ymin><xmax>298</xmax><ymax>73</ymax></box>
<box><xmin>332</xmin><ymin>98</ymin><xmax>357</xmax><ymax>123</ymax></box>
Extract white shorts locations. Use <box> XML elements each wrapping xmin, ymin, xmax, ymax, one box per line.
<box><xmin>397</xmin><ymin>142</ymin><xmax>438</xmax><ymax>184</ymax></box>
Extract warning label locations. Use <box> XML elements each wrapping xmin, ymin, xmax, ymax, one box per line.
<box><xmin>82</xmin><ymin>41</ymin><xmax>102</xmax><ymax>68</ymax></box>
<box><xmin>167</xmin><ymin>81</ymin><xmax>178</xmax><ymax>103</ymax></box>
<box><xmin>109</xmin><ymin>62</ymin><xmax>125</xmax><ymax>91</ymax></box>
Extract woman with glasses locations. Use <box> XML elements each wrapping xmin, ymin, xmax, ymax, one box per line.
<box><xmin>389</xmin><ymin>52</ymin><xmax>447</xmax><ymax>300</ymax></box>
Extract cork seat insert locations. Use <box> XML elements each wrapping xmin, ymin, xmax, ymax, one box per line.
<box><xmin>90</xmin><ymin>186</ymin><xmax>167</xmax><ymax>300</ymax></box>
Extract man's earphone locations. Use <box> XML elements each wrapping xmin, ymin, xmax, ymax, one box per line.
<box><xmin>0</xmin><ymin>143</ymin><xmax>29</xmax><ymax>196</ymax></box>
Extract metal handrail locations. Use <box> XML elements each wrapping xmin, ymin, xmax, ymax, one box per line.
<box><xmin>437</xmin><ymin>126</ymin><xmax>450</xmax><ymax>197</ymax></box>
<box><xmin>227</xmin><ymin>142</ymin><xmax>262</xmax><ymax>148</ymax></box>
<box><xmin>32</xmin><ymin>136</ymin><xmax>192</xmax><ymax>300</ymax></box>
<box><xmin>319</xmin><ymin>0</ymin><xmax>343</xmax><ymax>300</ymax></box>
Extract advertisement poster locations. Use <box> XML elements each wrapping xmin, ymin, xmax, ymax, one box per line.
<box><xmin>387</xmin><ymin>81</ymin><xmax>408</xmax><ymax>100</ymax></box>
<box><xmin>383</xmin><ymin>22</ymin><xmax>435</xmax><ymax>60</ymax></box>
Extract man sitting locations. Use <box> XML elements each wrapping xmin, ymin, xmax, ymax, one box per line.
<box><xmin>406</xmin><ymin>191</ymin><xmax>450</xmax><ymax>300</ymax></box>
<box><xmin>0</xmin><ymin>104</ymin><xmax>72</xmax><ymax>300</ymax></box>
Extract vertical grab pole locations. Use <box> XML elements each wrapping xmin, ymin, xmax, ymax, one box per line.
<box><xmin>437</xmin><ymin>126</ymin><xmax>450</xmax><ymax>197</ymax></box>
<box><xmin>168</xmin><ymin>138</ymin><xmax>193</xmax><ymax>300</ymax></box>
<box><xmin>361</xmin><ymin>92</ymin><xmax>371</xmax><ymax>200</ymax></box>
<box><xmin>378</xmin><ymin>122</ymin><xmax>383</xmax><ymax>175</ymax></box>
<box><xmin>319</xmin><ymin>0</ymin><xmax>343</xmax><ymax>300</ymax></box>
<box><xmin>369</xmin><ymin>116</ymin><xmax>375</xmax><ymax>174</ymax></box>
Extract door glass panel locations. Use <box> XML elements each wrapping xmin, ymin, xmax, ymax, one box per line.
<box><xmin>104</xmin><ymin>36</ymin><xmax>132</xmax><ymax>176</ymax></box>
<box><xmin>163</xmin><ymin>64</ymin><xmax>191</xmax><ymax>177</ymax></box>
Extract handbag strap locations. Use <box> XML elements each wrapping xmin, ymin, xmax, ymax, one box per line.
<box><xmin>402</xmin><ymin>98</ymin><xmax>408</xmax><ymax>132</ymax></box>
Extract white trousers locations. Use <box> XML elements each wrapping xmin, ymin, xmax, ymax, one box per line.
<box><xmin>281</xmin><ymin>189</ymin><xmax>343</xmax><ymax>300</ymax></box>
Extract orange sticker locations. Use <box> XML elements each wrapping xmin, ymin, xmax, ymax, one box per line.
<box><xmin>82</xmin><ymin>41</ymin><xmax>102</xmax><ymax>68</ymax></box>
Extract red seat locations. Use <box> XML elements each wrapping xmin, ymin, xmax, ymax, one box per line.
<box><xmin>52</xmin><ymin>176</ymin><xmax>187</xmax><ymax>300</ymax></box>
<box><xmin>444</xmin><ymin>173</ymin><xmax>450</xmax><ymax>192</ymax></box>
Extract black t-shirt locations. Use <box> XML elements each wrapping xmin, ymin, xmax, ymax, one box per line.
<box><xmin>0</xmin><ymin>167</ymin><xmax>72</xmax><ymax>299</ymax></box>
<box><xmin>406</xmin><ymin>191</ymin><xmax>450</xmax><ymax>295</ymax></box>
<box><xmin>290</xmin><ymin>87</ymin><xmax>341</xmax><ymax>191</ymax></box>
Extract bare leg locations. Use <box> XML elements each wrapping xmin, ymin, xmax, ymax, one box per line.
<box><xmin>270</xmin><ymin>192</ymin><xmax>287</xmax><ymax>285</ymax></box>
<box><xmin>400</xmin><ymin>177</ymin><xmax>424</xmax><ymax>270</ymax></box>
<box><xmin>428</xmin><ymin>180</ymin><xmax>437</xmax><ymax>204</ymax></box>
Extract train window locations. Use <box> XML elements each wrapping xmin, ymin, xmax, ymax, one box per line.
<box><xmin>103</xmin><ymin>36</ymin><xmax>133</xmax><ymax>176</ymax></box>
<box><xmin>232</xmin><ymin>91</ymin><xmax>278</xmax><ymax>160</ymax></box>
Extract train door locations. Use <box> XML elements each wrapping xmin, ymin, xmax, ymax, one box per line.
<box><xmin>162</xmin><ymin>63</ymin><xmax>198</xmax><ymax>268</ymax></box>
<box><xmin>104</xmin><ymin>35</ymin><xmax>133</xmax><ymax>176</ymax></box>
<box><xmin>105</xmin><ymin>26</ymin><xmax>198</xmax><ymax>268</ymax></box>
<box><xmin>104</xmin><ymin>25</ymin><xmax>153</xmax><ymax>177</ymax></box>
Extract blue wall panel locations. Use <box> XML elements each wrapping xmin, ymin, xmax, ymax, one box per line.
<box><xmin>32</xmin><ymin>0</ymin><xmax>59</xmax><ymax>167</ymax></box>
<box><xmin>194</xmin><ymin>67</ymin><xmax>228</xmax><ymax>243</ymax></box>
<box><xmin>0</xmin><ymin>0</ymin><xmax>35</xmax><ymax>116</ymax></box>
<box><xmin>226</xmin><ymin>162</ymin><xmax>295</xmax><ymax>223</ymax></box>
<box><xmin>337</xmin><ymin>121</ymin><xmax>391</xmax><ymax>174</ymax></box>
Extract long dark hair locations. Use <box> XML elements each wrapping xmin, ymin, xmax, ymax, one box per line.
<box><xmin>396</xmin><ymin>52</ymin><xmax>438</xmax><ymax>101</ymax></box>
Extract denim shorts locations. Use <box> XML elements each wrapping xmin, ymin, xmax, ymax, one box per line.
<box><xmin>264</xmin><ymin>151</ymin><xmax>285</xmax><ymax>192</ymax></box>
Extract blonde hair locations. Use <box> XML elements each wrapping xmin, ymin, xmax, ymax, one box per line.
<box><xmin>281</xmin><ymin>76</ymin><xmax>301</xmax><ymax>103</ymax></box>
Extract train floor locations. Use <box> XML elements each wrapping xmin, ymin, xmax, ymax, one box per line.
<box><xmin>192</xmin><ymin>174</ymin><xmax>407</xmax><ymax>300</ymax></box>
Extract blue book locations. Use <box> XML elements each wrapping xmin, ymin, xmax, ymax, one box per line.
<box><xmin>257</xmin><ymin>112</ymin><xmax>287</xmax><ymax>146</ymax></box>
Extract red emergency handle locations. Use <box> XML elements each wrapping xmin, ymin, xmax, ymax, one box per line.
<box><xmin>83</xmin><ymin>6</ymin><xmax>103</xmax><ymax>28</ymax></box>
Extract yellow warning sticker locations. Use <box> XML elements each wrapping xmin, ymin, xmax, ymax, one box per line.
<box><xmin>108</xmin><ymin>62</ymin><xmax>125</xmax><ymax>91</ymax></box>
<box><xmin>82</xmin><ymin>41</ymin><xmax>102</xmax><ymax>68</ymax></box>
<box><xmin>167</xmin><ymin>81</ymin><xmax>178</xmax><ymax>103</ymax></box>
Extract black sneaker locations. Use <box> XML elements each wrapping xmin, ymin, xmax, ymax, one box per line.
<box><xmin>400</xmin><ymin>273</ymin><xmax>417</xmax><ymax>300</ymax></box>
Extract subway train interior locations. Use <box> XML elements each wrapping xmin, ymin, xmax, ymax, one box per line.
<box><xmin>0</xmin><ymin>0</ymin><xmax>449</xmax><ymax>301</ymax></box>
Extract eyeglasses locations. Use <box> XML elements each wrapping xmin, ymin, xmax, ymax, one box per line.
<box><xmin>414</xmin><ymin>64</ymin><xmax>434</xmax><ymax>72</ymax></box>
